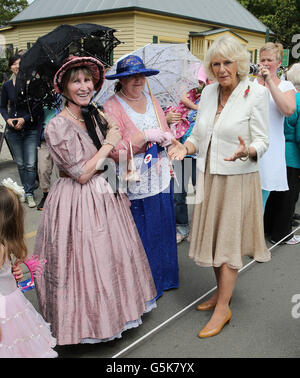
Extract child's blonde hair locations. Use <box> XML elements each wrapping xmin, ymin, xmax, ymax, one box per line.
<box><xmin>0</xmin><ymin>186</ymin><xmax>28</xmax><ymax>266</ymax></box>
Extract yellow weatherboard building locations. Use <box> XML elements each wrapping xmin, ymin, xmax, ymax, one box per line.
<box><xmin>0</xmin><ymin>0</ymin><xmax>270</xmax><ymax>64</ymax></box>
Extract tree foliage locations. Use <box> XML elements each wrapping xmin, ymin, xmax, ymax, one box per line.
<box><xmin>238</xmin><ymin>0</ymin><xmax>300</xmax><ymax>63</ymax></box>
<box><xmin>0</xmin><ymin>0</ymin><xmax>28</xmax><ymax>26</ymax></box>
<box><xmin>0</xmin><ymin>1</ymin><xmax>28</xmax><ymax>86</ymax></box>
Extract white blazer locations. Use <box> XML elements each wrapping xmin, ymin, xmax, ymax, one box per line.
<box><xmin>188</xmin><ymin>78</ymin><xmax>270</xmax><ymax>175</ymax></box>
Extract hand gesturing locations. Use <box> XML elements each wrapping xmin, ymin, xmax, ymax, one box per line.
<box><xmin>168</xmin><ymin>139</ymin><xmax>187</xmax><ymax>160</ymax></box>
<box><xmin>224</xmin><ymin>136</ymin><xmax>249</xmax><ymax>161</ymax></box>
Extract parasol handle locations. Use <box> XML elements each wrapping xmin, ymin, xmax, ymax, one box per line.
<box><xmin>146</xmin><ymin>79</ymin><xmax>178</xmax><ymax>185</ymax></box>
<box><xmin>129</xmin><ymin>140</ymin><xmax>137</xmax><ymax>171</ymax></box>
<box><xmin>146</xmin><ymin>79</ymin><xmax>163</xmax><ymax>131</ymax></box>
<box><xmin>91</xmin><ymin>101</ymin><xmax>106</xmax><ymax>118</ymax></box>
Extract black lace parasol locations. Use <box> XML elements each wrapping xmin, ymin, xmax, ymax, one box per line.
<box><xmin>15</xmin><ymin>23</ymin><xmax>121</xmax><ymax>110</ymax></box>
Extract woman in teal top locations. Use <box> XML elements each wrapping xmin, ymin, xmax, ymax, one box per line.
<box><xmin>264</xmin><ymin>63</ymin><xmax>300</xmax><ymax>244</ymax></box>
<box><xmin>285</xmin><ymin>96</ymin><xmax>300</xmax><ymax>168</ymax></box>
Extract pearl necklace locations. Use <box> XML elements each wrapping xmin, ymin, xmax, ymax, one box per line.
<box><xmin>65</xmin><ymin>106</ymin><xmax>85</xmax><ymax>122</ymax></box>
<box><xmin>120</xmin><ymin>89</ymin><xmax>144</xmax><ymax>101</ymax></box>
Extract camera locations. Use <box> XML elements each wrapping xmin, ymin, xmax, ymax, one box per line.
<box><xmin>249</xmin><ymin>64</ymin><xmax>260</xmax><ymax>75</ymax></box>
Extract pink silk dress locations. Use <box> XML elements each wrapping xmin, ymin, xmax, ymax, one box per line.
<box><xmin>34</xmin><ymin>115</ymin><xmax>157</xmax><ymax>346</ymax></box>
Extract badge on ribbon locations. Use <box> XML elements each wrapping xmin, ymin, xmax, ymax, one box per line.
<box><xmin>140</xmin><ymin>142</ymin><xmax>164</xmax><ymax>175</ymax></box>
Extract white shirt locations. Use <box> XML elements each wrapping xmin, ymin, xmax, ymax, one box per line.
<box><xmin>258</xmin><ymin>79</ymin><xmax>296</xmax><ymax>191</ymax></box>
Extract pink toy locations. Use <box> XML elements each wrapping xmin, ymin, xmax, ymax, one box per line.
<box><xmin>16</xmin><ymin>255</ymin><xmax>47</xmax><ymax>292</ymax></box>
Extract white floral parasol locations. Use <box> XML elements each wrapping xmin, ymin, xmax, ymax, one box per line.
<box><xmin>95</xmin><ymin>43</ymin><xmax>202</xmax><ymax>108</ymax></box>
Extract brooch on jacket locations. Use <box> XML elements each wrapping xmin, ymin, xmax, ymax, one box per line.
<box><xmin>244</xmin><ymin>85</ymin><xmax>250</xmax><ymax>97</ymax></box>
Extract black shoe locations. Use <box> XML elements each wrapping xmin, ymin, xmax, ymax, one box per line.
<box><xmin>269</xmin><ymin>236</ymin><xmax>299</xmax><ymax>245</ymax></box>
<box><xmin>269</xmin><ymin>238</ymin><xmax>284</xmax><ymax>245</ymax></box>
<box><xmin>37</xmin><ymin>194</ymin><xmax>48</xmax><ymax>211</ymax></box>
<box><xmin>293</xmin><ymin>213</ymin><xmax>300</xmax><ymax>220</ymax></box>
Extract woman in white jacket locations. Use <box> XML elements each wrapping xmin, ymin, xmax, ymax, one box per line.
<box><xmin>169</xmin><ymin>36</ymin><xmax>271</xmax><ymax>338</ymax></box>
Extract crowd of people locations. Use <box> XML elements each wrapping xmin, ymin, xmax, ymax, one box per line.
<box><xmin>0</xmin><ymin>35</ymin><xmax>299</xmax><ymax>357</ymax></box>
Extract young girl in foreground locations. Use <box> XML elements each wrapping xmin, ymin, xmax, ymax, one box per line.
<box><xmin>0</xmin><ymin>184</ymin><xmax>57</xmax><ymax>358</ymax></box>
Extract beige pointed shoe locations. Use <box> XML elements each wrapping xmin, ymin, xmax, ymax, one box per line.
<box><xmin>198</xmin><ymin>309</ymin><xmax>232</xmax><ymax>338</ymax></box>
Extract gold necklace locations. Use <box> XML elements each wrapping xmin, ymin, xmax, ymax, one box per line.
<box><xmin>219</xmin><ymin>90</ymin><xmax>226</xmax><ymax>108</ymax></box>
<box><xmin>65</xmin><ymin>106</ymin><xmax>85</xmax><ymax>122</ymax></box>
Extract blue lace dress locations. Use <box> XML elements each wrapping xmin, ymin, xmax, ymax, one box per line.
<box><xmin>116</xmin><ymin>94</ymin><xmax>179</xmax><ymax>299</ymax></box>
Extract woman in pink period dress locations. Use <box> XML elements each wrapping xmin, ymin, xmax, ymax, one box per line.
<box><xmin>34</xmin><ymin>56</ymin><xmax>157</xmax><ymax>346</ymax></box>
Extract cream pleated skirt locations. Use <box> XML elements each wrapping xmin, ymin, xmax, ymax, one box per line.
<box><xmin>189</xmin><ymin>147</ymin><xmax>271</xmax><ymax>270</ymax></box>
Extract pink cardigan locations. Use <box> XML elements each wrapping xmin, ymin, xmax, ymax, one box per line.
<box><xmin>103</xmin><ymin>94</ymin><xmax>170</xmax><ymax>163</ymax></box>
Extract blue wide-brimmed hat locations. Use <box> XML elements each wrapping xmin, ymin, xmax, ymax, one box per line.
<box><xmin>105</xmin><ymin>55</ymin><xmax>159</xmax><ymax>80</ymax></box>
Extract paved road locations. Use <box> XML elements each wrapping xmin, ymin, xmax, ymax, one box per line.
<box><xmin>1</xmin><ymin>136</ymin><xmax>300</xmax><ymax>359</ymax></box>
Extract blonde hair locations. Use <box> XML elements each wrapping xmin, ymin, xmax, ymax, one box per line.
<box><xmin>287</xmin><ymin>63</ymin><xmax>300</xmax><ymax>91</ymax></box>
<box><xmin>204</xmin><ymin>36</ymin><xmax>250</xmax><ymax>81</ymax></box>
<box><xmin>260</xmin><ymin>42</ymin><xmax>283</xmax><ymax>62</ymax></box>
<box><xmin>0</xmin><ymin>186</ymin><xmax>28</xmax><ymax>266</ymax></box>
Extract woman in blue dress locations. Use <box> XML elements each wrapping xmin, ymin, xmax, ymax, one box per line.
<box><xmin>104</xmin><ymin>55</ymin><xmax>178</xmax><ymax>299</ymax></box>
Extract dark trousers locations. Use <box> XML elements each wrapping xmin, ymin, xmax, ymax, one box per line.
<box><xmin>0</xmin><ymin>132</ymin><xmax>5</xmax><ymax>154</ymax></box>
<box><xmin>173</xmin><ymin>157</ymin><xmax>197</xmax><ymax>231</ymax></box>
<box><xmin>264</xmin><ymin>166</ymin><xmax>300</xmax><ymax>242</ymax></box>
